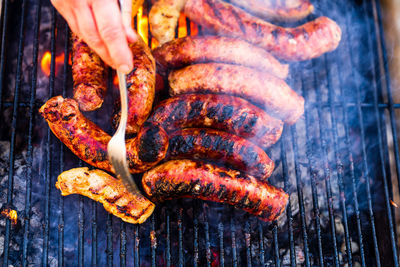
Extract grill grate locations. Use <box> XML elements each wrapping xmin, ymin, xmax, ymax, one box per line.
<box><xmin>1</xmin><ymin>0</ymin><xmax>400</xmax><ymax>266</ymax></box>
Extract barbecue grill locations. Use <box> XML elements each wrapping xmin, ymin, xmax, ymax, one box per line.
<box><xmin>1</xmin><ymin>0</ymin><xmax>399</xmax><ymax>266</ymax></box>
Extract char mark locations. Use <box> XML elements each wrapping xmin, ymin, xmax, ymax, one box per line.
<box><xmin>188</xmin><ymin>101</ymin><xmax>204</xmax><ymax>119</ymax></box>
<box><xmin>138</xmin><ymin>127</ymin><xmax>164</xmax><ymax>162</ymax></box>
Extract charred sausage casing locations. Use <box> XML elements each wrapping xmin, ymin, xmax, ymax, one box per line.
<box><xmin>147</xmin><ymin>94</ymin><xmax>283</xmax><ymax>149</ymax></box>
<box><xmin>71</xmin><ymin>34</ymin><xmax>107</xmax><ymax>111</ymax></box>
<box><xmin>153</xmin><ymin>35</ymin><xmax>289</xmax><ymax>79</ymax></box>
<box><xmin>56</xmin><ymin>168</ymin><xmax>155</xmax><ymax>224</ymax></box>
<box><xmin>112</xmin><ymin>38</ymin><xmax>156</xmax><ymax>134</ymax></box>
<box><xmin>142</xmin><ymin>160</ymin><xmax>288</xmax><ymax>222</ymax></box>
<box><xmin>184</xmin><ymin>0</ymin><xmax>341</xmax><ymax>61</ymax></box>
<box><xmin>167</xmin><ymin>128</ymin><xmax>274</xmax><ymax>180</ymax></box>
<box><xmin>39</xmin><ymin>96</ymin><xmax>169</xmax><ymax>174</ymax></box>
<box><xmin>230</xmin><ymin>0</ymin><xmax>314</xmax><ymax>22</ymax></box>
<box><xmin>169</xmin><ymin>63</ymin><xmax>304</xmax><ymax>124</ymax></box>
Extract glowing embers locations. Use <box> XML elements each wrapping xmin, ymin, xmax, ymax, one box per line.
<box><xmin>1</xmin><ymin>208</ymin><xmax>18</xmax><ymax>226</ymax></box>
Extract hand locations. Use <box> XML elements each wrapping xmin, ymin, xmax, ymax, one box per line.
<box><xmin>51</xmin><ymin>0</ymin><xmax>137</xmax><ymax>74</ymax></box>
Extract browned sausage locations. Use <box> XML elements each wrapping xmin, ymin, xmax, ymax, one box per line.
<box><xmin>71</xmin><ymin>33</ymin><xmax>107</xmax><ymax>111</ymax></box>
<box><xmin>112</xmin><ymin>38</ymin><xmax>156</xmax><ymax>134</ymax></box>
<box><xmin>153</xmin><ymin>35</ymin><xmax>289</xmax><ymax>79</ymax></box>
<box><xmin>147</xmin><ymin>94</ymin><xmax>283</xmax><ymax>149</ymax></box>
<box><xmin>169</xmin><ymin>63</ymin><xmax>304</xmax><ymax>124</ymax></box>
<box><xmin>230</xmin><ymin>0</ymin><xmax>314</xmax><ymax>22</ymax></box>
<box><xmin>142</xmin><ymin>160</ymin><xmax>288</xmax><ymax>222</ymax></box>
<box><xmin>56</xmin><ymin>168</ymin><xmax>155</xmax><ymax>224</ymax></box>
<box><xmin>167</xmin><ymin>128</ymin><xmax>274</xmax><ymax>180</ymax></box>
<box><xmin>184</xmin><ymin>0</ymin><xmax>341</xmax><ymax>61</ymax></box>
<box><xmin>39</xmin><ymin>96</ymin><xmax>169</xmax><ymax>174</ymax></box>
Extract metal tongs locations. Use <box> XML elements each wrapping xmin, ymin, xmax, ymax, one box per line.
<box><xmin>107</xmin><ymin>0</ymin><xmax>142</xmax><ymax>196</ymax></box>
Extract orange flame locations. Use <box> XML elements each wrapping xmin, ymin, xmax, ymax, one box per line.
<box><xmin>137</xmin><ymin>7</ymin><xmax>149</xmax><ymax>45</ymax></box>
<box><xmin>41</xmin><ymin>51</ymin><xmax>68</xmax><ymax>76</ymax></box>
<box><xmin>190</xmin><ymin>22</ymin><xmax>199</xmax><ymax>36</ymax></box>
<box><xmin>178</xmin><ymin>14</ymin><xmax>187</xmax><ymax>38</ymax></box>
<box><xmin>1</xmin><ymin>209</ymin><xmax>17</xmax><ymax>225</ymax></box>
<box><xmin>391</xmin><ymin>200</ymin><xmax>399</xmax><ymax>208</ymax></box>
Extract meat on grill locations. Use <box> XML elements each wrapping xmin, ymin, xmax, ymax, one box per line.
<box><xmin>71</xmin><ymin>34</ymin><xmax>107</xmax><ymax>111</ymax></box>
<box><xmin>39</xmin><ymin>96</ymin><xmax>169</xmax><ymax>174</ymax></box>
<box><xmin>142</xmin><ymin>160</ymin><xmax>288</xmax><ymax>222</ymax></box>
<box><xmin>149</xmin><ymin>0</ymin><xmax>187</xmax><ymax>44</ymax></box>
<box><xmin>184</xmin><ymin>0</ymin><xmax>341</xmax><ymax>61</ymax></box>
<box><xmin>56</xmin><ymin>167</ymin><xmax>155</xmax><ymax>224</ymax></box>
<box><xmin>167</xmin><ymin>128</ymin><xmax>274</xmax><ymax>180</ymax></box>
<box><xmin>153</xmin><ymin>35</ymin><xmax>289</xmax><ymax>79</ymax></box>
<box><xmin>112</xmin><ymin>38</ymin><xmax>156</xmax><ymax>134</ymax></box>
<box><xmin>169</xmin><ymin>63</ymin><xmax>304</xmax><ymax>124</ymax></box>
<box><xmin>230</xmin><ymin>0</ymin><xmax>314</xmax><ymax>22</ymax></box>
<box><xmin>147</xmin><ymin>94</ymin><xmax>284</xmax><ymax>149</ymax></box>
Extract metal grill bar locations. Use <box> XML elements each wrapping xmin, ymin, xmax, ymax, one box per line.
<box><xmin>300</xmin><ymin>75</ymin><xmax>326</xmax><ymax>266</ymax></box>
<box><xmin>57</xmin><ymin>20</ymin><xmax>70</xmax><ymax>267</ymax></box>
<box><xmin>22</xmin><ymin>1</ymin><xmax>41</xmax><ymax>266</ymax></box>
<box><xmin>106</xmin><ymin>214</ymin><xmax>113</xmax><ymax>266</ymax></box>
<box><xmin>272</xmin><ymin>223</ymin><xmax>280</xmax><ymax>266</ymax></box>
<box><xmin>150</xmin><ymin>214</ymin><xmax>156</xmax><ymax>267</ymax></box>
<box><xmin>166</xmin><ymin>210</ymin><xmax>171</xmax><ymax>267</ymax></box>
<box><xmin>3</xmin><ymin>0</ymin><xmax>27</xmax><ymax>265</ymax></box>
<box><xmin>193</xmin><ymin>203</ymin><xmax>199</xmax><ymax>267</ymax></box>
<box><xmin>120</xmin><ymin>222</ymin><xmax>127</xmax><ymax>267</ymax></box>
<box><xmin>230</xmin><ymin>217</ymin><xmax>238</xmax><ymax>267</ymax></box>
<box><xmin>218</xmin><ymin>222</ymin><xmax>224</xmax><ymax>266</ymax></box>
<box><xmin>258</xmin><ymin>223</ymin><xmax>265</xmax><ymax>265</ymax></box>
<box><xmin>42</xmin><ymin>5</ymin><xmax>56</xmax><ymax>266</ymax></box>
<box><xmin>178</xmin><ymin>207</ymin><xmax>184</xmax><ymax>266</ymax></box>
<box><xmin>0</xmin><ymin>0</ymin><xmax>9</xmax><ymax>113</ymax></box>
<box><xmin>281</xmin><ymin>138</ymin><xmax>296</xmax><ymax>267</ymax></box>
<box><xmin>290</xmin><ymin>107</ymin><xmax>311</xmax><ymax>267</ymax></box>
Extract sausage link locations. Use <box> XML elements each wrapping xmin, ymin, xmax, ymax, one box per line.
<box><xmin>71</xmin><ymin>33</ymin><xmax>107</xmax><ymax>111</ymax></box>
<box><xmin>57</xmin><ymin>168</ymin><xmax>155</xmax><ymax>224</ymax></box>
<box><xmin>230</xmin><ymin>0</ymin><xmax>314</xmax><ymax>22</ymax></box>
<box><xmin>153</xmin><ymin>35</ymin><xmax>288</xmax><ymax>79</ymax></box>
<box><xmin>149</xmin><ymin>0</ymin><xmax>188</xmax><ymax>45</ymax></box>
<box><xmin>167</xmin><ymin>128</ymin><xmax>274</xmax><ymax>180</ymax></box>
<box><xmin>169</xmin><ymin>63</ymin><xmax>304</xmax><ymax>124</ymax></box>
<box><xmin>142</xmin><ymin>160</ymin><xmax>288</xmax><ymax>222</ymax></box>
<box><xmin>112</xmin><ymin>38</ymin><xmax>156</xmax><ymax>134</ymax></box>
<box><xmin>39</xmin><ymin>96</ymin><xmax>169</xmax><ymax>174</ymax></box>
<box><xmin>148</xmin><ymin>94</ymin><xmax>283</xmax><ymax>149</ymax></box>
<box><xmin>184</xmin><ymin>0</ymin><xmax>341</xmax><ymax>61</ymax></box>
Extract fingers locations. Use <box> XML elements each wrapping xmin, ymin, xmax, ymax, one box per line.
<box><xmin>92</xmin><ymin>0</ymin><xmax>133</xmax><ymax>73</ymax></box>
<box><xmin>50</xmin><ymin>0</ymin><xmax>80</xmax><ymax>36</ymax></box>
<box><xmin>74</xmin><ymin>3</ymin><xmax>115</xmax><ymax>67</ymax></box>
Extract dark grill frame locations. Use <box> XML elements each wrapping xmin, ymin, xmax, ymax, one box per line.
<box><xmin>1</xmin><ymin>0</ymin><xmax>400</xmax><ymax>266</ymax></box>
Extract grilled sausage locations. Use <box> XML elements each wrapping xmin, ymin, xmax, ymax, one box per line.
<box><xmin>39</xmin><ymin>96</ymin><xmax>169</xmax><ymax>174</ymax></box>
<box><xmin>71</xmin><ymin>33</ymin><xmax>107</xmax><ymax>111</ymax></box>
<box><xmin>148</xmin><ymin>94</ymin><xmax>283</xmax><ymax>149</ymax></box>
<box><xmin>56</xmin><ymin>168</ymin><xmax>155</xmax><ymax>224</ymax></box>
<box><xmin>112</xmin><ymin>38</ymin><xmax>156</xmax><ymax>134</ymax></box>
<box><xmin>142</xmin><ymin>160</ymin><xmax>288</xmax><ymax>221</ymax></box>
<box><xmin>149</xmin><ymin>0</ymin><xmax>187</xmax><ymax>45</ymax></box>
<box><xmin>153</xmin><ymin>35</ymin><xmax>288</xmax><ymax>79</ymax></box>
<box><xmin>169</xmin><ymin>63</ymin><xmax>304</xmax><ymax>124</ymax></box>
<box><xmin>183</xmin><ymin>0</ymin><xmax>341</xmax><ymax>61</ymax></box>
<box><xmin>230</xmin><ymin>0</ymin><xmax>314</xmax><ymax>22</ymax></box>
<box><xmin>167</xmin><ymin>128</ymin><xmax>274</xmax><ymax>180</ymax></box>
